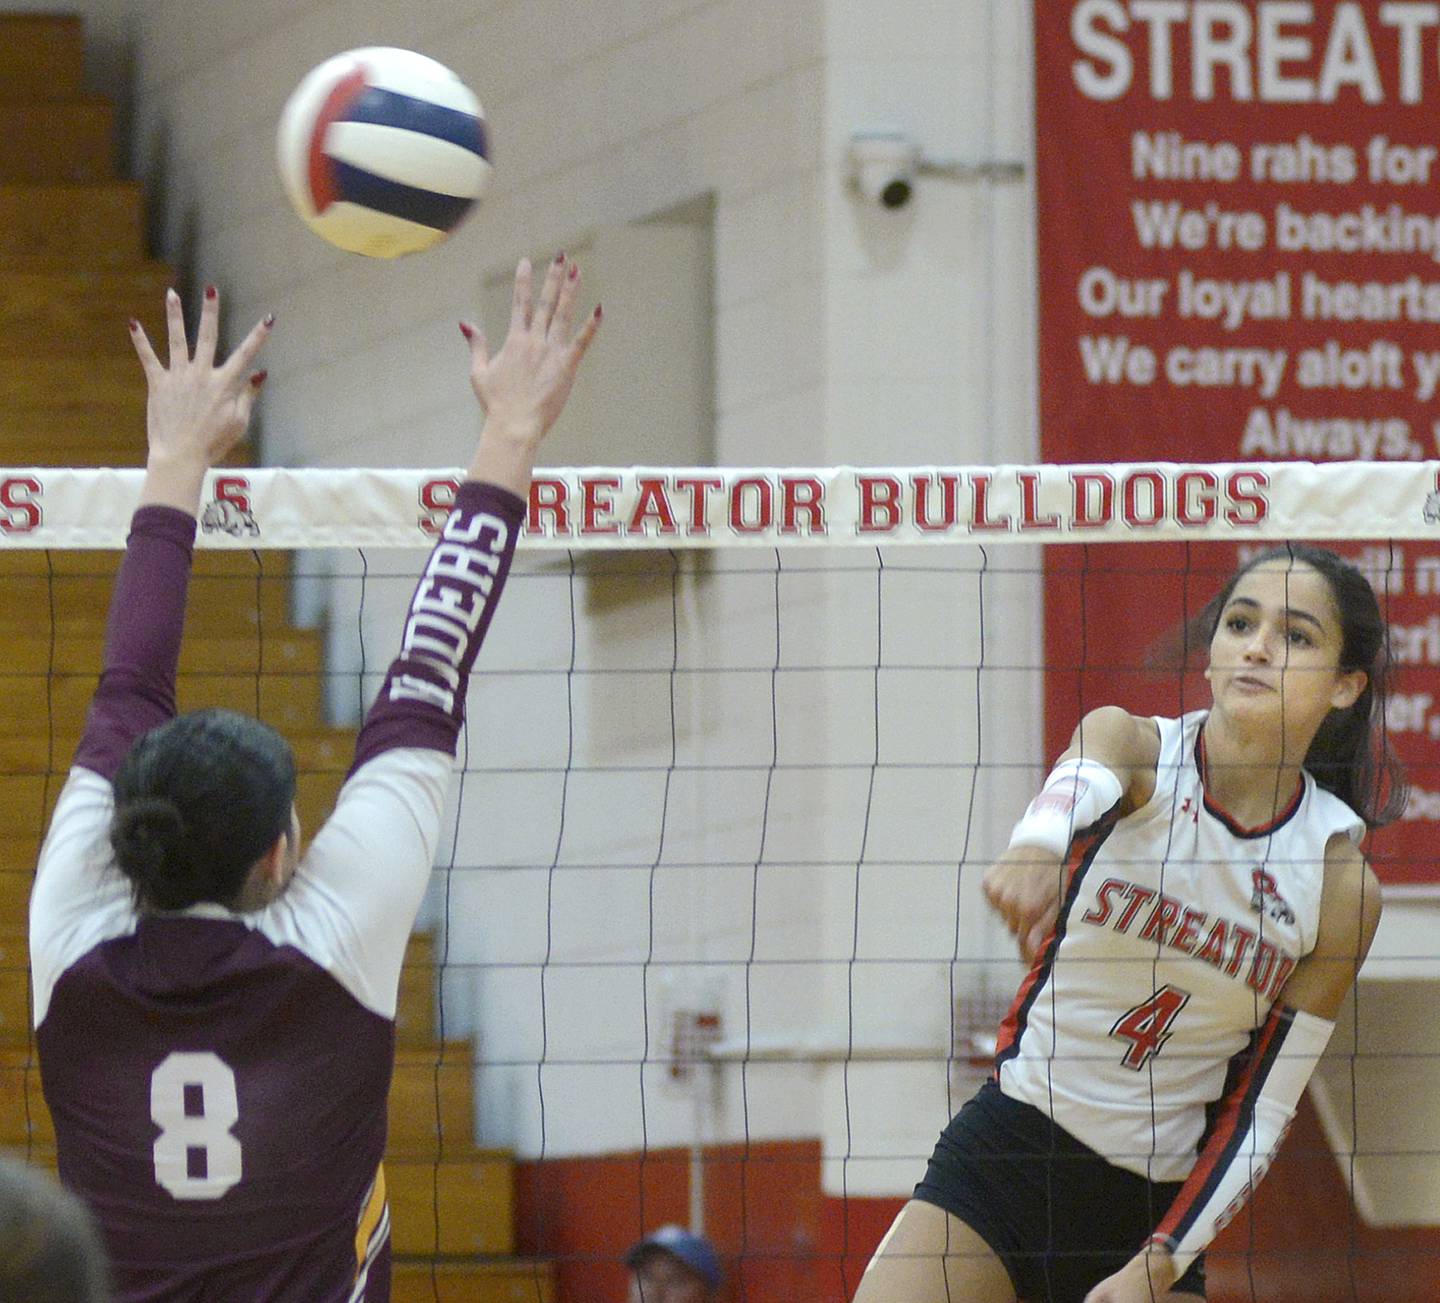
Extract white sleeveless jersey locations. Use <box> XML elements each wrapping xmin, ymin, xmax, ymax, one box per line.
<box><xmin>996</xmin><ymin>711</ymin><xmax>1363</xmax><ymax>1181</ymax></box>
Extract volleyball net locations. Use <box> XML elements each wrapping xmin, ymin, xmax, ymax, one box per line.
<box><xmin>5</xmin><ymin>460</ymin><xmax>1439</xmax><ymax>1301</ymax></box>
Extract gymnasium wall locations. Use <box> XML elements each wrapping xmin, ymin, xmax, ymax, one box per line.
<box><xmin>111</xmin><ymin>0</ymin><xmax>1042</xmax><ymax>1204</ymax></box>
<box><xmin>17</xmin><ymin>0</ymin><xmax>1440</xmax><ymax>1291</ymax></box>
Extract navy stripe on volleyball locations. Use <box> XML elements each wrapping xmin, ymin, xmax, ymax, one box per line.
<box><xmin>328</xmin><ymin>161</ymin><xmax>477</xmax><ymax>233</ymax></box>
<box><xmin>341</xmin><ymin>86</ymin><xmax>488</xmax><ymax>157</ymax></box>
<box><xmin>319</xmin><ymin>86</ymin><xmax>487</xmax><ymax>233</ymax></box>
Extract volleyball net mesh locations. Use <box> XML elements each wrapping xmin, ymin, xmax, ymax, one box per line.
<box><xmin>5</xmin><ymin>461</ymin><xmax>1439</xmax><ymax>1301</ymax></box>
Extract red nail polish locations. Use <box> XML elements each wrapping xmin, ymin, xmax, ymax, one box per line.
<box><xmin>251</xmin><ymin>370</ymin><xmax>268</xmax><ymax>388</ymax></box>
<box><xmin>595</xmin><ymin>304</ymin><xmax>603</xmax><ymax>320</ymax></box>
<box><xmin>459</xmin><ymin>322</ymin><xmax>474</xmax><ymax>340</ymax></box>
<box><xmin>263</xmin><ymin>314</ymin><xmax>276</xmax><ymax>328</ymax></box>
<box><xmin>556</xmin><ymin>251</ymin><xmax>566</xmax><ymax>264</ymax></box>
<box><xmin>568</xmin><ymin>261</ymin><xmax>579</xmax><ymax>281</ymax></box>
<box><xmin>204</xmin><ymin>284</ymin><xmax>217</xmax><ymax>300</ymax></box>
<box><xmin>127</xmin><ymin>318</ymin><xmax>139</xmax><ymax>332</ymax></box>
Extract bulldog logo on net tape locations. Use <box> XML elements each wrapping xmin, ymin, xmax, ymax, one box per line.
<box><xmin>201</xmin><ymin>477</ymin><xmax>259</xmax><ymax>538</ymax></box>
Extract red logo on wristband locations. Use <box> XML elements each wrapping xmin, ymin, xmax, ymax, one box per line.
<box><xmin>1032</xmin><ymin>777</ymin><xmax>1088</xmax><ymax>814</ymax></box>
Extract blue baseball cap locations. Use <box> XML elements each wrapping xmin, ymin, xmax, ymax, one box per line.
<box><xmin>625</xmin><ymin>1224</ymin><xmax>722</xmax><ymax>1287</ymax></box>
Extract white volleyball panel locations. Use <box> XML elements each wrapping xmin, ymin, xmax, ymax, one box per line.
<box><xmin>324</xmin><ymin>122</ymin><xmax>490</xmax><ymax>198</ymax></box>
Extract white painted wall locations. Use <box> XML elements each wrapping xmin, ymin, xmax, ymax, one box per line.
<box><xmin>812</xmin><ymin>0</ymin><xmax>1037</xmax><ymax>1197</ymax></box>
<box><xmin>1313</xmin><ymin>979</ymin><xmax>1440</xmax><ymax>1226</ymax></box>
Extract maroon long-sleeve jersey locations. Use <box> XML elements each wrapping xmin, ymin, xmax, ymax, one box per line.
<box><xmin>31</xmin><ymin>480</ymin><xmax>522</xmax><ymax>1301</ymax></box>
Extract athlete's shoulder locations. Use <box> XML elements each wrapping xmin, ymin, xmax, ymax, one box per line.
<box><xmin>249</xmin><ymin>746</ymin><xmax>456</xmax><ymax>1021</ymax></box>
<box><xmin>31</xmin><ymin>767</ymin><xmax>137</xmax><ymax>1027</ymax></box>
<box><xmin>1276</xmin><ymin>835</ymin><xmax>1379</xmax><ymax>1015</ymax></box>
<box><xmin>1064</xmin><ymin>706</ymin><xmax>1162</xmax><ymax>768</ymax></box>
<box><xmin>1319</xmin><ymin>835</ymin><xmax>1379</xmax><ymax>937</ymax></box>
<box><xmin>1063</xmin><ymin>706</ymin><xmax>1163</xmax><ymax>811</ymax></box>
<box><xmin>1300</xmin><ymin>775</ymin><xmax>1367</xmax><ymax>845</ymax></box>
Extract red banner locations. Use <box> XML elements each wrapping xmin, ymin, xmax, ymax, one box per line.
<box><xmin>1036</xmin><ymin>1</ymin><xmax>1440</xmax><ymax>885</ymax></box>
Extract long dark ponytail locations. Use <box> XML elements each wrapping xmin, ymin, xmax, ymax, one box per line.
<box><xmin>1192</xmin><ymin>544</ymin><xmax>1407</xmax><ymax>829</ymax></box>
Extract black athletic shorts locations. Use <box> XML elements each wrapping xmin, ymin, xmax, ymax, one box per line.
<box><xmin>914</xmin><ymin>1080</ymin><xmax>1207</xmax><ymax>1302</ymax></box>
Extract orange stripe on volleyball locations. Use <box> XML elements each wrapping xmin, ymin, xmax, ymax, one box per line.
<box><xmin>353</xmin><ymin>1162</ymin><xmax>387</xmax><ymax>1275</ymax></box>
<box><xmin>309</xmin><ymin>64</ymin><xmax>368</xmax><ymax>213</ymax></box>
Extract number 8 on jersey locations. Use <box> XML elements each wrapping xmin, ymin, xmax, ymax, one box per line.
<box><xmin>150</xmin><ymin>1052</ymin><xmax>242</xmax><ymax>1201</ymax></box>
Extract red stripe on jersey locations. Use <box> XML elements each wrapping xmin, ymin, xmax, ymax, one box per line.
<box><xmin>993</xmin><ymin>822</ymin><xmax>1115</xmax><ymax>1072</ymax></box>
<box><xmin>1151</xmin><ymin>1003</ymin><xmax>1292</xmax><ymax>1247</ymax></box>
<box><xmin>1196</xmin><ymin>732</ymin><xmax>1303</xmax><ymax>838</ymax></box>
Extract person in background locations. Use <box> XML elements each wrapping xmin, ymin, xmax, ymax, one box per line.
<box><xmin>0</xmin><ymin>1154</ymin><xmax>108</xmax><ymax>1302</ymax></box>
<box><xmin>626</xmin><ymin>1224</ymin><xmax>722</xmax><ymax>1303</ymax></box>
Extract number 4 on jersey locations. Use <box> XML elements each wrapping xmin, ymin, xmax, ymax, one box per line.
<box><xmin>1111</xmin><ymin>984</ymin><xmax>1191</xmax><ymax>1071</ymax></box>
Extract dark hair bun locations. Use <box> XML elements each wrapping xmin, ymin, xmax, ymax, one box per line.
<box><xmin>110</xmin><ymin>797</ymin><xmax>188</xmax><ymax>908</ymax></box>
<box><xmin>110</xmin><ymin>709</ymin><xmax>297</xmax><ymax>911</ymax></box>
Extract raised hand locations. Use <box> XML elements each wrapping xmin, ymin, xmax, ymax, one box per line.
<box><xmin>130</xmin><ymin>286</ymin><xmax>273</xmax><ymax>470</ymax></box>
<box><xmin>129</xmin><ymin>287</ymin><xmax>273</xmax><ymax>515</ymax></box>
<box><xmin>459</xmin><ymin>254</ymin><xmax>601</xmax><ymax>496</ymax></box>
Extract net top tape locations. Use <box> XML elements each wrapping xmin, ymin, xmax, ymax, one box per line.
<box><xmin>0</xmin><ymin>462</ymin><xmax>1435</xmax><ymax>549</ymax></box>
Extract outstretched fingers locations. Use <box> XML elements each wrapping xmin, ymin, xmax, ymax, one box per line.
<box><xmin>194</xmin><ymin>286</ymin><xmax>220</xmax><ymax>366</ymax></box>
<box><xmin>549</xmin><ymin>257</ymin><xmax>582</xmax><ymax>342</ymax></box>
<box><xmin>465</xmin><ymin>255</ymin><xmax>600</xmax><ymax>443</ymax></box>
<box><xmin>567</xmin><ymin>303</ymin><xmax>602</xmax><ymax>369</ymax></box>
<box><xmin>535</xmin><ymin>252</ymin><xmax>566</xmax><ymax>336</ymax></box>
<box><xmin>164</xmin><ymin>288</ymin><xmax>189</xmax><ymax>367</ymax></box>
<box><xmin>459</xmin><ymin>320</ymin><xmax>490</xmax><ymax>370</ymax></box>
<box><xmin>221</xmin><ymin>312</ymin><xmax>275</xmax><ymax>389</ymax></box>
<box><xmin>231</xmin><ymin>369</ymin><xmax>268</xmax><ymax>429</ymax></box>
<box><xmin>509</xmin><ymin>257</ymin><xmax>535</xmax><ymax>334</ymax></box>
<box><xmin>128</xmin><ymin>317</ymin><xmax>162</xmax><ymax>379</ymax></box>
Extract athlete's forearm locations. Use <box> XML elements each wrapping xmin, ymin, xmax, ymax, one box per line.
<box><xmin>136</xmin><ymin>449</ymin><xmax>209</xmax><ymax>517</ymax></box>
<box><xmin>350</xmin><ymin>479</ymin><xmax>525</xmax><ymax>773</ymax></box>
<box><xmin>1149</xmin><ymin>1004</ymin><xmax>1332</xmax><ymax>1274</ymax></box>
<box><xmin>74</xmin><ymin>506</ymin><xmax>197</xmax><ymax>779</ymax></box>
<box><xmin>465</xmin><ymin>419</ymin><xmax>543</xmax><ymax>501</ymax></box>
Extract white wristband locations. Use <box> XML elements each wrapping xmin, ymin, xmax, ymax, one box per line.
<box><xmin>1007</xmin><ymin>758</ymin><xmax>1124</xmax><ymax>857</ymax></box>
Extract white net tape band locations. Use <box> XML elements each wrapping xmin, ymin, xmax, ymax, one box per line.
<box><xmin>0</xmin><ymin>461</ymin><xmax>1436</xmax><ymax>549</ymax></box>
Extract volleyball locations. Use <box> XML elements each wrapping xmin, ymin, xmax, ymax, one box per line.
<box><xmin>276</xmin><ymin>47</ymin><xmax>490</xmax><ymax>259</ymax></box>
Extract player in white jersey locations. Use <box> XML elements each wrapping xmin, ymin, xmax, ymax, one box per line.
<box><xmin>856</xmin><ymin>547</ymin><xmax>1405</xmax><ymax>1303</ymax></box>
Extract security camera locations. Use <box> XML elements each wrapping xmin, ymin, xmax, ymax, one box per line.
<box><xmin>846</xmin><ymin>135</ymin><xmax>1027</xmax><ymax>207</ymax></box>
<box><xmin>849</xmin><ymin>133</ymin><xmax>921</xmax><ymax>209</ymax></box>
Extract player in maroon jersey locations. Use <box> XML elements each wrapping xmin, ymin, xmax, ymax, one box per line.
<box><xmin>31</xmin><ymin>256</ymin><xmax>598</xmax><ymax>1301</ymax></box>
